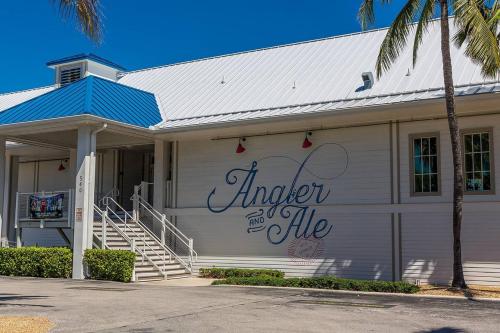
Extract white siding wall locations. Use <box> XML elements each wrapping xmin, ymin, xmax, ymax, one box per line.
<box><xmin>19</xmin><ymin>160</ymin><xmax>72</xmax><ymax>246</ymax></box>
<box><xmin>16</xmin><ymin>151</ymin><xmax>117</xmax><ymax>247</ymax></box>
<box><xmin>400</xmin><ymin>115</ymin><xmax>500</xmax><ymax>285</ymax></box>
<box><xmin>174</xmin><ymin>124</ymin><xmax>394</xmax><ymax>279</ymax></box>
<box><xmin>173</xmin><ymin>114</ymin><xmax>500</xmax><ymax>285</ymax></box>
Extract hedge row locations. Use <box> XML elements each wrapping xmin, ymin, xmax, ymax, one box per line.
<box><xmin>0</xmin><ymin>247</ymin><xmax>72</xmax><ymax>278</ymax></box>
<box><xmin>84</xmin><ymin>249</ymin><xmax>136</xmax><ymax>282</ymax></box>
<box><xmin>212</xmin><ymin>275</ymin><xmax>420</xmax><ymax>294</ymax></box>
<box><xmin>199</xmin><ymin>267</ymin><xmax>285</xmax><ymax>279</ymax></box>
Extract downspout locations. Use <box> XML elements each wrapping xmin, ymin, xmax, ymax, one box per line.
<box><xmin>87</xmin><ymin>123</ymin><xmax>108</xmax><ymax>249</ymax></box>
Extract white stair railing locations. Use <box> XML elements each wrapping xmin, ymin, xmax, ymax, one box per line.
<box><xmin>93</xmin><ymin>205</ymin><xmax>166</xmax><ymax>281</ymax></box>
<box><xmin>101</xmin><ymin>196</ymin><xmax>194</xmax><ymax>274</ymax></box>
<box><xmin>132</xmin><ymin>183</ymin><xmax>197</xmax><ymax>269</ymax></box>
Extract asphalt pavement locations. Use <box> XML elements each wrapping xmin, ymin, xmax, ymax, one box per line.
<box><xmin>1</xmin><ymin>276</ymin><xmax>499</xmax><ymax>332</ymax></box>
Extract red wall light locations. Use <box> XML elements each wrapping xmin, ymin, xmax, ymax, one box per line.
<box><xmin>236</xmin><ymin>138</ymin><xmax>246</xmax><ymax>154</ymax></box>
<box><xmin>302</xmin><ymin>132</ymin><xmax>313</xmax><ymax>149</ymax></box>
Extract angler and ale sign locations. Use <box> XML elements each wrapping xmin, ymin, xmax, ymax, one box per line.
<box><xmin>207</xmin><ymin>143</ymin><xmax>349</xmax><ymax>245</ymax></box>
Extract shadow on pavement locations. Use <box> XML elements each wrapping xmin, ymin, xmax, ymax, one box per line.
<box><xmin>416</xmin><ymin>327</ymin><xmax>467</xmax><ymax>333</ymax></box>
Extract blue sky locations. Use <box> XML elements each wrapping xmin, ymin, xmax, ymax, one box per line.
<box><xmin>0</xmin><ymin>1</ymin><xmax>405</xmax><ymax>93</ymax></box>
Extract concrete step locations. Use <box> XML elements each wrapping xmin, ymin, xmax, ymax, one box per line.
<box><xmin>135</xmin><ymin>271</ymin><xmax>165</xmax><ymax>281</ymax></box>
<box><xmin>106</xmin><ymin>239</ymin><xmax>160</xmax><ymax>247</ymax></box>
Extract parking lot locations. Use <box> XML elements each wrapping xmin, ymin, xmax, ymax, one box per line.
<box><xmin>1</xmin><ymin>277</ymin><xmax>500</xmax><ymax>332</ymax></box>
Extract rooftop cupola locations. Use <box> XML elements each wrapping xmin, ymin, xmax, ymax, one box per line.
<box><xmin>46</xmin><ymin>53</ymin><xmax>125</xmax><ymax>87</ymax></box>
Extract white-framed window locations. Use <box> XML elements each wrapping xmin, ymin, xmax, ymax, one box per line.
<box><xmin>462</xmin><ymin>128</ymin><xmax>495</xmax><ymax>194</ymax></box>
<box><xmin>410</xmin><ymin>133</ymin><xmax>440</xmax><ymax>196</ymax></box>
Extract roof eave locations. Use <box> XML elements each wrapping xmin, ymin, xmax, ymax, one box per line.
<box><xmin>152</xmin><ymin>90</ymin><xmax>500</xmax><ymax>137</ymax></box>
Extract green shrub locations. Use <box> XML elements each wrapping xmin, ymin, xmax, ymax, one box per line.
<box><xmin>0</xmin><ymin>247</ymin><xmax>72</xmax><ymax>278</ymax></box>
<box><xmin>212</xmin><ymin>275</ymin><xmax>420</xmax><ymax>294</ymax></box>
<box><xmin>199</xmin><ymin>267</ymin><xmax>284</xmax><ymax>279</ymax></box>
<box><xmin>84</xmin><ymin>249</ymin><xmax>136</xmax><ymax>282</ymax></box>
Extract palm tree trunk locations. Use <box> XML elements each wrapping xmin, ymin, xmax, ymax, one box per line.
<box><xmin>439</xmin><ymin>0</ymin><xmax>467</xmax><ymax>289</ymax></box>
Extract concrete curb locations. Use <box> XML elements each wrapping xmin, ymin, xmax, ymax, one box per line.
<box><xmin>212</xmin><ymin>284</ymin><xmax>500</xmax><ymax>302</ymax></box>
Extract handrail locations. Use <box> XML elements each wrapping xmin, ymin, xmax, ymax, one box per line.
<box><xmin>133</xmin><ymin>184</ymin><xmax>197</xmax><ymax>264</ymax></box>
<box><xmin>97</xmin><ymin>188</ymin><xmax>120</xmax><ymax>207</ymax></box>
<box><xmin>102</xmin><ymin>196</ymin><xmax>193</xmax><ymax>272</ymax></box>
<box><xmin>101</xmin><ymin>199</ymin><xmax>172</xmax><ymax>270</ymax></box>
<box><xmin>93</xmin><ymin>205</ymin><xmax>166</xmax><ymax>278</ymax></box>
<box><xmin>138</xmin><ymin>198</ymin><xmax>197</xmax><ymax>260</ymax></box>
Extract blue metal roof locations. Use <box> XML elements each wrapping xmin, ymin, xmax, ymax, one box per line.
<box><xmin>0</xmin><ymin>76</ymin><xmax>162</xmax><ymax>128</ymax></box>
<box><xmin>46</xmin><ymin>53</ymin><xmax>126</xmax><ymax>71</ymax></box>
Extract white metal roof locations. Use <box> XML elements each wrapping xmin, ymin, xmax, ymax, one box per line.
<box><xmin>1</xmin><ymin>19</ymin><xmax>498</xmax><ymax>130</ymax></box>
<box><xmin>0</xmin><ymin>86</ymin><xmax>55</xmax><ymax>112</ymax></box>
<box><xmin>117</xmin><ymin>19</ymin><xmax>499</xmax><ymax>129</ymax></box>
<box><xmin>158</xmin><ymin>82</ymin><xmax>500</xmax><ymax>130</ymax></box>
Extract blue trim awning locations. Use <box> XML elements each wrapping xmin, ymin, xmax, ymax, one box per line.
<box><xmin>0</xmin><ymin>76</ymin><xmax>162</xmax><ymax>128</ymax></box>
<box><xmin>46</xmin><ymin>53</ymin><xmax>125</xmax><ymax>71</ymax></box>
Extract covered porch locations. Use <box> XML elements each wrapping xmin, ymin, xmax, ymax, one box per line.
<box><xmin>0</xmin><ymin>76</ymin><xmax>184</xmax><ymax>280</ymax></box>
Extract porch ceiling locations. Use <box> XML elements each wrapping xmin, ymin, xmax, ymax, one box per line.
<box><xmin>7</xmin><ymin>126</ymin><xmax>154</xmax><ymax>151</ymax></box>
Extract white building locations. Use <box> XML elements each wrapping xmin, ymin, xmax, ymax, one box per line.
<box><xmin>1</xmin><ymin>20</ymin><xmax>499</xmax><ymax>284</ymax></box>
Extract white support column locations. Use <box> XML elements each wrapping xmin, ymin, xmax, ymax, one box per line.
<box><xmin>72</xmin><ymin>126</ymin><xmax>97</xmax><ymax>279</ymax></box>
<box><xmin>0</xmin><ymin>137</ymin><xmax>6</xmax><ymax>246</ymax></box>
<box><xmin>7</xmin><ymin>156</ymin><xmax>19</xmax><ymax>244</ymax></box>
<box><xmin>153</xmin><ymin>139</ymin><xmax>168</xmax><ymax>212</ymax></box>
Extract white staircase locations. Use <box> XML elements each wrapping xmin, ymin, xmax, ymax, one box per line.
<box><xmin>93</xmin><ymin>191</ymin><xmax>196</xmax><ymax>282</ymax></box>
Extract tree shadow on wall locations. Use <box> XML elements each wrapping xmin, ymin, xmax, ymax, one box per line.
<box><xmin>312</xmin><ymin>257</ymin><xmax>391</xmax><ymax>281</ymax></box>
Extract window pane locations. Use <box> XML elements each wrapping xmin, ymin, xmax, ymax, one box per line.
<box><xmin>465</xmin><ymin>173</ymin><xmax>474</xmax><ymax>191</ymax></box>
<box><xmin>430</xmin><ymin>174</ymin><xmax>438</xmax><ymax>192</ymax></box>
<box><xmin>474</xmin><ymin>153</ymin><xmax>482</xmax><ymax>172</ymax></box>
<box><xmin>422</xmin><ymin>174</ymin><xmax>430</xmax><ymax>192</ymax></box>
<box><xmin>473</xmin><ymin>134</ymin><xmax>481</xmax><ymax>152</ymax></box>
<box><xmin>481</xmin><ymin>133</ymin><xmax>490</xmax><ymax>152</ymax></box>
<box><xmin>414</xmin><ymin>157</ymin><xmax>422</xmax><ymax>174</ymax></box>
<box><xmin>415</xmin><ymin>175</ymin><xmax>423</xmax><ymax>192</ymax></box>
<box><xmin>422</xmin><ymin>138</ymin><xmax>429</xmax><ymax>155</ymax></box>
<box><xmin>414</xmin><ymin>139</ymin><xmax>421</xmax><ymax>157</ymax></box>
<box><xmin>423</xmin><ymin>156</ymin><xmax>430</xmax><ymax>174</ymax></box>
<box><xmin>482</xmin><ymin>152</ymin><xmax>490</xmax><ymax>172</ymax></box>
<box><xmin>464</xmin><ymin>135</ymin><xmax>472</xmax><ymax>153</ymax></box>
<box><xmin>483</xmin><ymin>172</ymin><xmax>491</xmax><ymax>191</ymax></box>
<box><xmin>430</xmin><ymin>156</ymin><xmax>438</xmax><ymax>173</ymax></box>
<box><xmin>465</xmin><ymin>153</ymin><xmax>473</xmax><ymax>173</ymax></box>
<box><xmin>430</xmin><ymin>137</ymin><xmax>437</xmax><ymax>155</ymax></box>
<box><xmin>474</xmin><ymin>172</ymin><xmax>482</xmax><ymax>191</ymax></box>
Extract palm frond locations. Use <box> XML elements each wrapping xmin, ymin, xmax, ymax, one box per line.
<box><xmin>375</xmin><ymin>0</ymin><xmax>421</xmax><ymax>78</ymax></box>
<box><xmin>358</xmin><ymin>0</ymin><xmax>393</xmax><ymax>30</ymax></box>
<box><xmin>52</xmin><ymin>0</ymin><xmax>102</xmax><ymax>43</ymax></box>
<box><xmin>454</xmin><ymin>0</ymin><xmax>500</xmax><ymax>78</ymax></box>
<box><xmin>358</xmin><ymin>0</ymin><xmax>376</xmax><ymax>30</ymax></box>
<box><xmin>412</xmin><ymin>0</ymin><xmax>436</xmax><ymax>67</ymax></box>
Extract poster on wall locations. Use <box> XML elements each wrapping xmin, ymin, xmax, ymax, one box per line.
<box><xmin>29</xmin><ymin>193</ymin><xmax>64</xmax><ymax>219</ymax></box>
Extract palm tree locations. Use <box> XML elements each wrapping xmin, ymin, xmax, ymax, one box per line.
<box><xmin>52</xmin><ymin>0</ymin><xmax>102</xmax><ymax>43</ymax></box>
<box><xmin>358</xmin><ymin>0</ymin><xmax>500</xmax><ymax>289</ymax></box>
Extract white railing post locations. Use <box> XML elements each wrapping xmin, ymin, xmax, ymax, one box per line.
<box><xmin>188</xmin><ymin>238</ymin><xmax>194</xmax><ymax>271</ymax></box>
<box><xmin>131</xmin><ymin>239</ymin><xmax>136</xmax><ymax>282</ymax></box>
<box><xmin>161</xmin><ymin>214</ymin><xmax>166</xmax><ymax>246</ymax></box>
<box><xmin>132</xmin><ymin>185</ymin><xmax>140</xmax><ymax>221</ymax></box>
<box><xmin>101</xmin><ymin>211</ymin><xmax>107</xmax><ymax>249</ymax></box>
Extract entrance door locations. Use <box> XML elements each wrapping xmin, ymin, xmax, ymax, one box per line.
<box><xmin>118</xmin><ymin>150</ymin><xmax>147</xmax><ymax>211</ymax></box>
